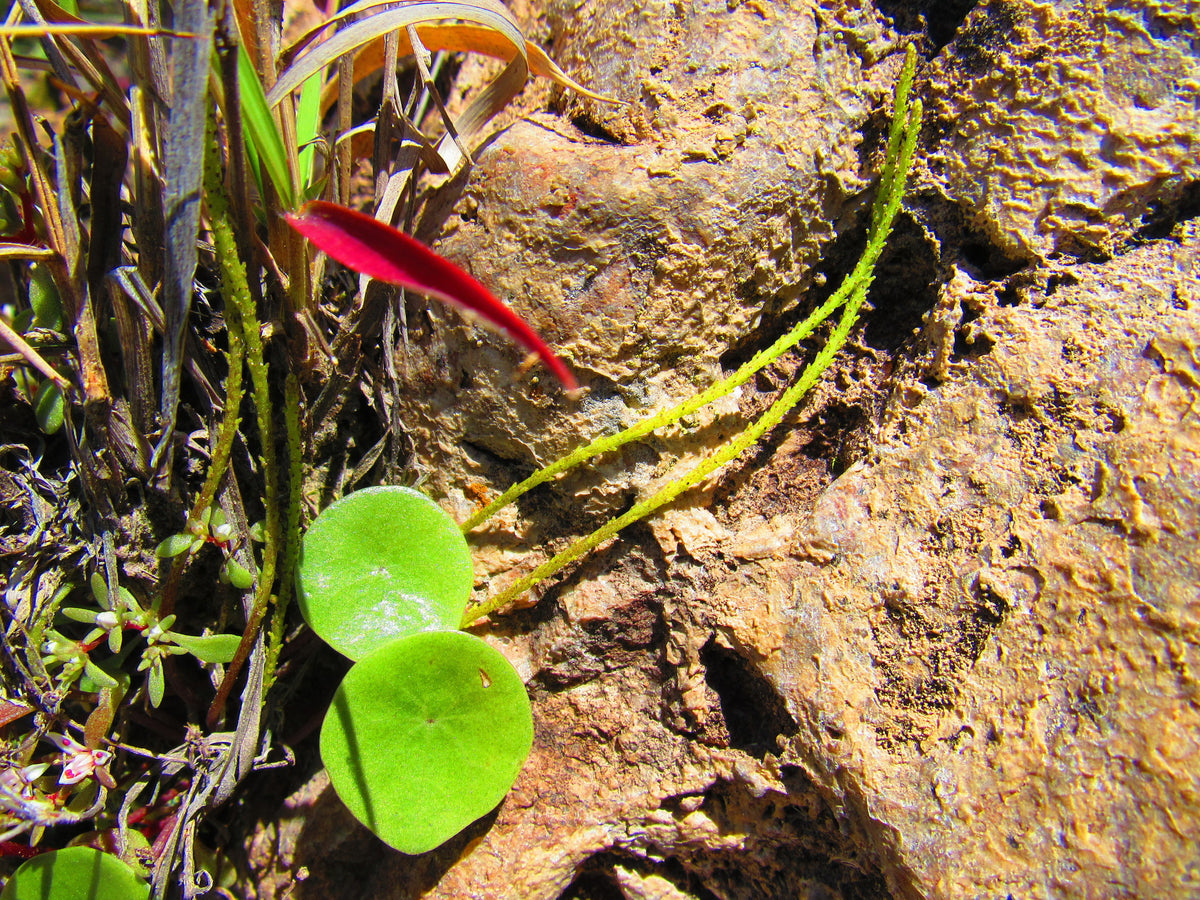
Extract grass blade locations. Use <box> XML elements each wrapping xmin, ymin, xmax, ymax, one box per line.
<box><xmin>267</xmin><ymin>2</ymin><xmax>526</xmax><ymax>108</ymax></box>
<box><xmin>316</xmin><ymin>23</ymin><xmax>619</xmax><ymax>114</ymax></box>
<box><xmin>0</xmin><ymin>22</ymin><xmax>192</xmax><ymax>37</ymax></box>
<box><xmin>236</xmin><ymin>39</ymin><xmax>297</xmax><ymax>210</ymax></box>
<box><xmin>153</xmin><ymin>1</ymin><xmax>213</xmax><ymax>475</ymax></box>
<box><xmin>283</xmin><ymin>0</ymin><xmax>520</xmax><ymax>60</ymax></box>
<box><xmin>295</xmin><ymin>66</ymin><xmax>323</xmax><ymax>190</ymax></box>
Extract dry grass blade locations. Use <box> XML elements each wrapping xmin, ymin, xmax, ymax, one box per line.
<box><xmin>526</xmin><ymin>38</ymin><xmax>618</xmax><ymax>103</ymax></box>
<box><xmin>0</xmin><ymin>317</ymin><xmax>69</xmax><ymax>388</ymax></box>
<box><xmin>153</xmin><ymin>2</ymin><xmax>214</xmax><ymax>475</ymax></box>
<box><xmin>282</xmin><ymin>0</ymin><xmax>520</xmax><ymax>60</ymax></box>
<box><xmin>431</xmin><ymin>54</ymin><xmax>524</xmax><ymax>171</ymax></box>
<box><xmin>267</xmin><ymin>1</ymin><xmax>527</xmax><ymax>108</ymax></box>
<box><xmin>0</xmin><ymin>23</ymin><xmax>192</xmax><ymax>37</ymax></box>
<box><xmin>0</xmin><ymin>243</ymin><xmax>55</xmax><ymax>259</ymax></box>
<box><xmin>317</xmin><ymin>22</ymin><xmax>618</xmax><ymax>116</ymax></box>
<box><xmin>0</xmin><ymin>13</ymin><xmax>81</xmax><ymax>325</ymax></box>
<box><xmin>26</xmin><ymin>0</ymin><xmax>133</xmax><ymax>127</ymax></box>
<box><xmin>272</xmin><ymin>1</ymin><xmax>617</xmax><ymax>183</ymax></box>
<box><xmin>26</xmin><ymin>0</ymin><xmax>192</xmax><ymax>39</ymax></box>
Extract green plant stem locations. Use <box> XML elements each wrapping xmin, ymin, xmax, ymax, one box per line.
<box><xmin>462</xmin><ymin>53</ymin><xmax>921</xmax><ymax>625</ymax></box>
<box><xmin>462</xmin><ymin>296</ymin><xmax>841</xmax><ymax>532</ymax></box>
<box><xmin>465</xmin><ymin>285</ymin><xmax>868</xmax><ymax>624</ymax></box>
<box><xmin>464</xmin><ymin>49</ymin><xmax>921</xmax><ymax>535</ymax></box>
<box><xmin>190</xmin><ymin>301</ymin><xmax>245</xmax><ymax>526</ymax></box>
<box><xmin>158</xmin><ymin>281</ymin><xmax>245</xmax><ymax>622</ymax></box>
<box><xmin>264</xmin><ymin>373</ymin><xmax>303</xmax><ymax>691</ymax></box>
<box><xmin>202</xmin><ymin>104</ymin><xmax>283</xmax><ymax>728</ymax></box>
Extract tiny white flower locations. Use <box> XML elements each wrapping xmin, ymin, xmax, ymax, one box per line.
<box><xmin>0</xmin><ymin>763</ymin><xmax>50</xmax><ymax>797</ymax></box>
<box><xmin>46</xmin><ymin>733</ymin><xmax>112</xmax><ymax>786</ymax></box>
<box><xmin>42</xmin><ymin>638</ymin><xmax>70</xmax><ymax>656</ymax></box>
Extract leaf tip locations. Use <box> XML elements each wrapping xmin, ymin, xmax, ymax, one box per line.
<box><xmin>285</xmin><ymin>201</ymin><xmax>580</xmax><ymax>393</ymax></box>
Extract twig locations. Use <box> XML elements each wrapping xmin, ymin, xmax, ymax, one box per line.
<box><xmin>0</xmin><ymin>317</ymin><xmax>69</xmax><ymax>388</ymax></box>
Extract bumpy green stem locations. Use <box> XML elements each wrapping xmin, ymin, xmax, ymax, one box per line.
<box><xmin>160</xmin><ymin>284</ymin><xmax>245</xmax><ymax>621</ymax></box>
<box><xmin>462</xmin><ymin>49</ymin><xmax>922</xmax><ymax>625</ymax></box>
<box><xmin>264</xmin><ymin>373</ymin><xmax>303</xmax><ymax>690</ymax></box>
<box><xmin>464</xmin><ymin>48</ymin><xmax>921</xmax><ymax>535</ymax></box>
<box><xmin>202</xmin><ymin>104</ymin><xmax>283</xmax><ymax>726</ymax></box>
<box><xmin>462</xmin><ymin>296</ymin><xmax>842</xmax><ymax>532</ymax></box>
<box><xmin>189</xmin><ymin>304</ymin><xmax>245</xmax><ymax>524</ymax></box>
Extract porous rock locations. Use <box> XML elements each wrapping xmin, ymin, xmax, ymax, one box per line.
<box><xmin>923</xmin><ymin>0</ymin><xmax>1200</xmax><ymax>259</ymax></box>
<box><xmin>242</xmin><ymin>0</ymin><xmax>1200</xmax><ymax>897</ymax></box>
<box><xmin>763</xmin><ymin>225</ymin><xmax>1200</xmax><ymax>899</ymax></box>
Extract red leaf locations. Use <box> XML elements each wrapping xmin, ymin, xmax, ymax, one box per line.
<box><xmin>0</xmin><ymin>701</ymin><xmax>32</xmax><ymax>729</ymax></box>
<box><xmin>286</xmin><ymin>201</ymin><xmax>577</xmax><ymax>392</ymax></box>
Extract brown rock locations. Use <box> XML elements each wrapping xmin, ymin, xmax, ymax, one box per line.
<box><xmin>242</xmin><ymin>1</ymin><xmax>1200</xmax><ymax>897</ymax></box>
<box><xmin>390</xmin><ymin>0</ymin><xmax>905</xmax><ymax>549</ymax></box>
<box><xmin>924</xmin><ymin>0</ymin><xmax>1200</xmax><ymax>259</ymax></box>
<box><xmin>764</xmin><ymin>226</ymin><xmax>1200</xmax><ymax>899</ymax></box>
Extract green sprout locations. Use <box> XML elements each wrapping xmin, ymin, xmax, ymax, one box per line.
<box><xmin>59</xmin><ymin>575</ymin><xmax>149</xmax><ymax>655</ymax></box>
<box><xmin>54</xmin><ymin>573</ymin><xmax>241</xmax><ymax>707</ymax></box>
<box><xmin>39</xmin><ymin>630</ymin><xmax>118</xmax><ymax>693</ymax></box>
<box><xmin>155</xmin><ymin>507</ymin><xmax>254</xmax><ymax>590</ymax></box>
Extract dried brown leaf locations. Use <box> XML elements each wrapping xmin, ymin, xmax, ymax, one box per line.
<box><xmin>267</xmin><ymin>1</ymin><xmax>527</xmax><ymax>107</ymax></box>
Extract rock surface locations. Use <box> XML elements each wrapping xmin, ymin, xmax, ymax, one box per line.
<box><xmin>242</xmin><ymin>0</ymin><xmax>1200</xmax><ymax>897</ymax></box>
<box><xmin>924</xmin><ymin>0</ymin><xmax>1199</xmax><ymax>259</ymax></box>
<box><xmin>764</xmin><ymin>227</ymin><xmax>1200</xmax><ymax>899</ymax></box>
<box><xmin>391</xmin><ymin>0</ymin><xmax>905</xmax><ymax>543</ymax></box>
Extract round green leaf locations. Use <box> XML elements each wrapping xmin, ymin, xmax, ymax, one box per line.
<box><xmin>1</xmin><ymin>847</ymin><xmax>149</xmax><ymax>900</ymax></box>
<box><xmin>29</xmin><ymin>263</ymin><xmax>64</xmax><ymax>332</ymax></box>
<box><xmin>154</xmin><ymin>533</ymin><xmax>195</xmax><ymax>559</ymax></box>
<box><xmin>222</xmin><ymin>558</ymin><xmax>254</xmax><ymax>590</ymax></box>
<box><xmin>298</xmin><ymin>486</ymin><xmax>473</xmax><ymax>660</ymax></box>
<box><xmin>320</xmin><ymin>630</ymin><xmax>533</xmax><ymax>854</ymax></box>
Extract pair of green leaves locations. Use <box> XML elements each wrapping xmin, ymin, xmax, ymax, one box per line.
<box><xmin>297</xmin><ymin>487</ymin><xmax>533</xmax><ymax>854</ymax></box>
